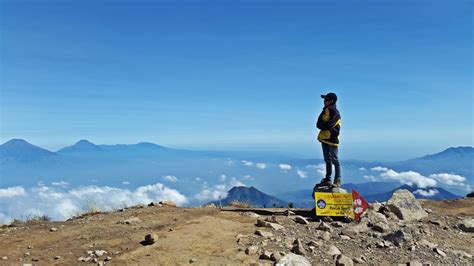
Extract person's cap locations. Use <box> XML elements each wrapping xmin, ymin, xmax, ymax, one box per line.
<box><xmin>321</xmin><ymin>92</ymin><xmax>337</xmax><ymax>101</ymax></box>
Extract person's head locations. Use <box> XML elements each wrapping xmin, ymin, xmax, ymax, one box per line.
<box><xmin>321</xmin><ymin>92</ymin><xmax>337</xmax><ymax>107</ymax></box>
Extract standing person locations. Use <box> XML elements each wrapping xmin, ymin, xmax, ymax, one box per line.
<box><xmin>315</xmin><ymin>92</ymin><xmax>342</xmax><ymax>188</ymax></box>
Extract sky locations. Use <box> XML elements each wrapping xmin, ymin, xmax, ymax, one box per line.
<box><xmin>1</xmin><ymin>0</ymin><xmax>472</xmax><ymax>161</ymax></box>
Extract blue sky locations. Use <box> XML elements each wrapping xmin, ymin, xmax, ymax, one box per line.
<box><xmin>1</xmin><ymin>0</ymin><xmax>472</xmax><ymax>160</ymax></box>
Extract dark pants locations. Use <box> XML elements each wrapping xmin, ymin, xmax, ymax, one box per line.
<box><xmin>322</xmin><ymin>143</ymin><xmax>341</xmax><ymax>181</ymax></box>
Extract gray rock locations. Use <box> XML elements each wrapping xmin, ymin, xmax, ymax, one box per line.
<box><xmin>259</xmin><ymin>250</ymin><xmax>272</xmax><ymax>260</ymax></box>
<box><xmin>317</xmin><ymin>221</ymin><xmax>333</xmax><ymax>232</ymax></box>
<box><xmin>364</xmin><ymin>210</ymin><xmax>388</xmax><ymax>225</ymax></box>
<box><xmin>372</xmin><ymin>222</ymin><xmax>390</xmax><ymax>233</ymax></box>
<box><xmin>428</xmin><ymin>220</ymin><xmax>444</xmax><ymax>227</ymax></box>
<box><xmin>433</xmin><ymin>247</ymin><xmax>446</xmax><ymax>257</ymax></box>
<box><xmin>256</xmin><ymin>219</ymin><xmax>284</xmax><ymax>230</ymax></box>
<box><xmin>336</xmin><ymin>254</ymin><xmax>353</xmax><ymax>266</ymax></box>
<box><xmin>407</xmin><ymin>261</ymin><xmax>422</xmax><ymax>266</ymax></box>
<box><xmin>319</xmin><ymin>231</ymin><xmax>331</xmax><ymax>241</ymax></box>
<box><xmin>307</xmin><ymin>240</ymin><xmax>322</xmax><ymax>247</ymax></box>
<box><xmin>50</xmin><ymin>227</ymin><xmax>58</xmax><ymax>232</ymax></box>
<box><xmin>255</xmin><ymin>230</ymin><xmax>273</xmax><ymax>237</ymax></box>
<box><xmin>94</xmin><ymin>250</ymin><xmax>107</xmax><ymax>257</ymax></box>
<box><xmin>386</xmin><ymin>190</ymin><xmax>428</xmax><ymax>221</ymax></box>
<box><xmin>324</xmin><ymin>245</ymin><xmax>341</xmax><ymax>256</ymax></box>
<box><xmin>353</xmin><ymin>256</ymin><xmax>366</xmax><ymax>264</ymax></box>
<box><xmin>143</xmin><ymin>233</ymin><xmax>157</xmax><ymax>245</ymax></box>
<box><xmin>276</xmin><ymin>253</ymin><xmax>311</xmax><ymax>266</ymax></box>
<box><xmin>245</xmin><ymin>246</ymin><xmax>259</xmax><ymax>255</ymax></box>
<box><xmin>332</xmin><ymin>221</ymin><xmax>344</xmax><ymax>228</ymax></box>
<box><xmin>383</xmin><ymin>230</ymin><xmax>410</xmax><ymax>247</ymax></box>
<box><xmin>291</xmin><ymin>239</ymin><xmax>306</xmax><ymax>256</ymax></box>
<box><xmin>1</xmin><ymin>256</ymin><xmax>7</xmax><ymax>260</ymax></box>
<box><xmin>340</xmin><ymin>235</ymin><xmax>351</xmax><ymax>240</ymax></box>
<box><xmin>452</xmin><ymin>250</ymin><xmax>472</xmax><ymax>259</ymax></box>
<box><xmin>458</xmin><ymin>218</ymin><xmax>474</xmax><ymax>233</ymax></box>
<box><xmin>370</xmin><ymin>202</ymin><xmax>383</xmax><ymax>212</ymax></box>
<box><xmin>294</xmin><ymin>216</ymin><xmax>309</xmax><ymax>225</ymax></box>
<box><xmin>270</xmin><ymin>252</ymin><xmax>284</xmax><ymax>262</ymax></box>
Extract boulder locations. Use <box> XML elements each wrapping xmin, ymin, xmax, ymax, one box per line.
<box><xmin>372</xmin><ymin>222</ymin><xmax>390</xmax><ymax>233</ymax></box>
<box><xmin>276</xmin><ymin>253</ymin><xmax>311</xmax><ymax>266</ymax></box>
<box><xmin>324</xmin><ymin>245</ymin><xmax>341</xmax><ymax>256</ymax></box>
<box><xmin>363</xmin><ymin>210</ymin><xmax>388</xmax><ymax>225</ymax></box>
<box><xmin>317</xmin><ymin>222</ymin><xmax>333</xmax><ymax>232</ymax></box>
<box><xmin>256</xmin><ymin>219</ymin><xmax>284</xmax><ymax>230</ymax></box>
<box><xmin>386</xmin><ymin>190</ymin><xmax>427</xmax><ymax>221</ymax></box>
<box><xmin>291</xmin><ymin>239</ymin><xmax>306</xmax><ymax>256</ymax></box>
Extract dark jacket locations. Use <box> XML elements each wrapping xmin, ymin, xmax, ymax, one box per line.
<box><xmin>316</xmin><ymin>104</ymin><xmax>341</xmax><ymax>146</ymax></box>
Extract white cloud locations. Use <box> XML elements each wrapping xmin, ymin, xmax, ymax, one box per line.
<box><xmin>279</xmin><ymin>164</ymin><xmax>292</xmax><ymax>171</ymax></box>
<box><xmin>122</xmin><ymin>181</ymin><xmax>130</xmax><ymax>185</ymax></box>
<box><xmin>306</xmin><ymin>163</ymin><xmax>327</xmax><ymax>177</ymax></box>
<box><xmin>371</xmin><ymin>166</ymin><xmax>389</xmax><ymax>172</ymax></box>
<box><xmin>243</xmin><ymin>175</ymin><xmax>253</xmax><ymax>180</ymax></box>
<box><xmin>230</xmin><ymin>177</ymin><xmax>245</xmax><ymax>187</ymax></box>
<box><xmin>359</xmin><ymin>167</ymin><xmax>366</xmax><ymax>171</ymax></box>
<box><xmin>51</xmin><ymin>181</ymin><xmax>70</xmax><ymax>188</ymax></box>
<box><xmin>296</xmin><ymin>169</ymin><xmax>308</xmax><ymax>179</ymax></box>
<box><xmin>428</xmin><ymin>173</ymin><xmax>466</xmax><ymax>186</ymax></box>
<box><xmin>0</xmin><ymin>186</ymin><xmax>26</xmax><ymax>198</ymax></box>
<box><xmin>195</xmin><ymin>177</ymin><xmax>201</xmax><ymax>182</ymax></box>
<box><xmin>225</xmin><ymin>158</ymin><xmax>235</xmax><ymax>166</ymax></box>
<box><xmin>363</xmin><ymin>175</ymin><xmax>377</xmax><ymax>182</ymax></box>
<box><xmin>194</xmin><ymin>184</ymin><xmax>228</xmax><ymax>202</ymax></box>
<box><xmin>256</xmin><ymin>163</ymin><xmax>267</xmax><ymax>169</ymax></box>
<box><xmin>242</xmin><ymin>160</ymin><xmax>254</xmax><ymax>166</ymax></box>
<box><xmin>413</xmin><ymin>189</ymin><xmax>439</xmax><ymax>197</ymax></box>
<box><xmin>162</xmin><ymin>175</ymin><xmax>178</xmax><ymax>182</ymax></box>
<box><xmin>0</xmin><ymin>183</ymin><xmax>188</xmax><ymax>224</ymax></box>
<box><xmin>219</xmin><ymin>175</ymin><xmax>227</xmax><ymax>182</ymax></box>
<box><xmin>380</xmin><ymin>169</ymin><xmax>437</xmax><ymax>188</ymax></box>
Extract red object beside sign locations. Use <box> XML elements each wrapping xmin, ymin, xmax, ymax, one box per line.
<box><xmin>352</xmin><ymin>189</ymin><xmax>369</xmax><ymax>220</ymax></box>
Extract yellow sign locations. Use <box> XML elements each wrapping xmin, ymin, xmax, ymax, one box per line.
<box><xmin>314</xmin><ymin>192</ymin><xmax>354</xmax><ymax>218</ymax></box>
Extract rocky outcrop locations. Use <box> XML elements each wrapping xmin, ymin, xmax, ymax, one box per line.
<box><xmin>386</xmin><ymin>189</ymin><xmax>428</xmax><ymax>221</ymax></box>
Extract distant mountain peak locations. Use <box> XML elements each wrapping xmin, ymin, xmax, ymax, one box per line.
<box><xmin>57</xmin><ymin>139</ymin><xmax>102</xmax><ymax>153</ymax></box>
<box><xmin>0</xmin><ymin>139</ymin><xmax>55</xmax><ymax>162</ymax></box>
<box><xmin>210</xmin><ymin>186</ymin><xmax>287</xmax><ymax>208</ymax></box>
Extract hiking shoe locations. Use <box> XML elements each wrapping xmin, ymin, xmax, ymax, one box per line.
<box><xmin>332</xmin><ymin>179</ymin><xmax>342</xmax><ymax>188</ymax></box>
<box><xmin>315</xmin><ymin>178</ymin><xmax>332</xmax><ymax>188</ymax></box>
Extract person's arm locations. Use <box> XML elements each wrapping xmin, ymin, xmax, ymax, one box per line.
<box><xmin>318</xmin><ymin>108</ymin><xmax>340</xmax><ymax>130</ymax></box>
<box><xmin>316</xmin><ymin>112</ymin><xmax>325</xmax><ymax>130</ymax></box>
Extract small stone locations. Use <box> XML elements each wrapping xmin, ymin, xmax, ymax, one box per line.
<box><xmin>2</xmin><ymin>256</ymin><xmax>7</xmax><ymax>260</ymax></box>
<box><xmin>189</xmin><ymin>258</ymin><xmax>197</xmax><ymax>263</ymax></box>
<box><xmin>291</xmin><ymin>239</ymin><xmax>306</xmax><ymax>256</ymax></box>
<box><xmin>24</xmin><ymin>252</ymin><xmax>31</xmax><ymax>256</ymax></box>
<box><xmin>383</xmin><ymin>230</ymin><xmax>409</xmax><ymax>247</ymax></box>
<box><xmin>407</xmin><ymin>261</ymin><xmax>423</xmax><ymax>266</ymax></box>
<box><xmin>353</xmin><ymin>256</ymin><xmax>366</xmax><ymax>264</ymax></box>
<box><xmin>452</xmin><ymin>250</ymin><xmax>472</xmax><ymax>259</ymax></box>
<box><xmin>336</xmin><ymin>254</ymin><xmax>353</xmax><ymax>266</ymax></box>
<box><xmin>372</xmin><ymin>222</ymin><xmax>390</xmax><ymax>233</ymax></box>
<box><xmin>294</xmin><ymin>216</ymin><xmax>309</xmax><ymax>225</ymax></box>
<box><xmin>104</xmin><ymin>256</ymin><xmax>112</xmax><ymax>261</ymax></box>
<box><xmin>458</xmin><ymin>218</ymin><xmax>474</xmax><ymax>233</ymax></box>
<box><xmin>120</xmin><ymin>217</ymin><xmax>142</xmax><ymax>225</ymax></box>
<box><xmin>417</xmin><ymin>239</ymin><xmax>437</xmax><ymax>249</ymax></box>
<box><xmin>92</xmin><ymin>258</ymin><xmax>98</xmax><ymax>263</ymax></box>
<box><xmin>259</xmin><ymin>250</ymin><xmax>272</xmax><ymax>260</ymax></box>
<box><xmin>159</xmin><ymin>200</ymin><xmax>177</xmax><ymax>207</ymax></box>
<box><xmin>428</xmin><ymin>220</ymin><xmax>443</xmax><ymax>226</ymax></box>
<box><xmin>325</xmin><ymin>245</ymin><xmax>341</xmax><ymax>256</ymax></box>
<box><xmin>317</xmin><ymin>221</ymin><xmax>332</xmax><ymax>232</ymax></box>
<box><xmin>408</xmin><ymin>245</ymin><xmax>416</xmax><ymax>251</ymax></box>
<box><xmin>319</xmin><ymin>231</ymin><xmax>331</xmax><ymax>241</ymax></box>
<box><xmin>307</xmin><ymin>240</ymin><xmax>322</xmax><ymax>247</ymax></box>
<box><xmin>31</xmin><ymin>258</ymin><xmax>39</xmax><ymax>262</ymax></box>
<box><xmin>143</xmin><ymin>233</ymin><xmax>157</xmax><ymax>245</ymax></box>
<box><xmin>284</xmin><ymin>210</ymin><xmax>295</xmax><ymax>216</ymax></box>
<box><xmin>332</xmin><ymin>221</ymin><xmax>344</xmax><ymax>228</ymax></box>
<box><xmin>148</xmin><ymin>202</ymin><xmax>155</xmax><ymax>207</ymax></box>
<box><xmin>270</xmin><ymin>252</ymin><xmax>283</xmax><ymax>262</ymax></box>
<box><xmin>54</xmin><ymin>256</ymin><xmax>61</xmax><ymax>260</ymax></box>
<box><xmin>94</xmin><ymin>250</ymin><xmax>107</xmax><ymax>257</ymax></box>
<box><xmin>255</xmin><ymin>230</ymin><xmax>273</xmax><ymax>238</ymax></box>
<box><xmin>340</xmin><ymin>235</ymin><xmax>351</xmax><ymax>240</ymax></box>
<box><xmin>50</xmin><ymin>227</ymin><xmax>58</xmax><ymax>232</ymax></box>
<box><xmin>27</xmin><ymin>246</ymin><xmax>33</xmax><ymax>249</ymax></box>
<box><xmin>245</xmin><ymin>246</ymin><xmax>259</xmax><ymax>255</ymax></box>
<box><xmin>276</xmin><ymin>253</ymin><xmax>311</xmax><ymax>266</ymax></box>
<box><xmin>433</xmin><ymin>247</ymin><xmax>446</xmax><ymax>257</ymax></box>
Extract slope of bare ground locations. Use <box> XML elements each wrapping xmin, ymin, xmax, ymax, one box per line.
<box><xmin>0</xmin><ymin>198</ymin><xmax>472</xmax><ymax>265</ymax></box>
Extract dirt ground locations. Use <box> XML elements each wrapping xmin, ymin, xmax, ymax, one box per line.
<box><xmin>0</xmin><ymin>198</ymin><xmax>472</xmax><ymax>265</ymax></box>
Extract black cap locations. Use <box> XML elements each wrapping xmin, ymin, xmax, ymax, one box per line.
<box><xmin>321</xmin><ymin>92</ymin><xmax>337</xmax><ymax>102</ymax></box>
